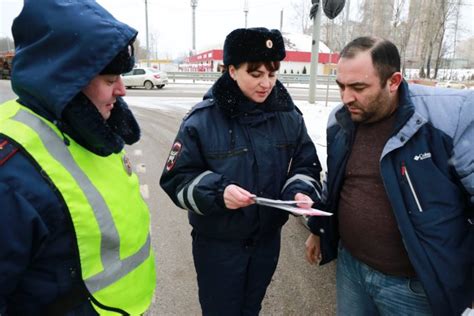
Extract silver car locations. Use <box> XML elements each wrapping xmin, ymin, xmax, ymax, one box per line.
<box><xmin>122</xmin><ymin>67</ymin><xmax>168</xmax><ymax>90</ymax></box>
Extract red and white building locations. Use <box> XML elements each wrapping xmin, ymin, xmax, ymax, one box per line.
<box><xmin>180</xmin><ymin>32</ymin><xmax>339</xmax><ymax>75</ymax></box>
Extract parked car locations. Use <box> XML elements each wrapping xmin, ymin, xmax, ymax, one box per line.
<box><xmin>435</xmin><ymin>80</ymin><xmax>467</xmax><ymax>89</ymax></box>
<box><xmin>122</xmin><ymin>67</ymin><xmax>168</xmax><ymax>90</ymax></box>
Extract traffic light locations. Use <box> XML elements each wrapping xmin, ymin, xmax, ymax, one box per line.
<box><xmin>322</xmin><ymin>0</ymin><xmax>345</xmax><ymax>19</ymax></box>
<box><xmin>309</xmin><ymin>0</ymin><xmax>319</xmax><ymax>20</ymax></box>
<box><xmin>310</xmin><ymin>0</ymin><xmax>345</xmax><ymax>20</ymax></box>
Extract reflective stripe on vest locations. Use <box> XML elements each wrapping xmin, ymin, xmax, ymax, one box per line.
<box><xmin>0</xmin><ymin>101</ymin><xmax>156</xmax><ymax>315</ymax></box>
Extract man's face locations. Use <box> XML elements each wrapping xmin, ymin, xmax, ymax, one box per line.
<box><xmin>82</xmin><ymin>75</ymin><xmax>126</xmax><ymax>120</ymax></box>
<box><xmin>336</xmin><ymin>51</ymin><xmax>396</xmax><ymax>124</ymax></box>
<box><xmin>229</xmin><ymin>63</ymin><xmax>277</xmax><ymax>103</ymax></box>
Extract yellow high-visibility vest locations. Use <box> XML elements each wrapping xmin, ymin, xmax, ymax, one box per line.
<box><xmin>0</xmin><ymin>100</ymin><xmax>156</xmax><ymax>315</ymax></box>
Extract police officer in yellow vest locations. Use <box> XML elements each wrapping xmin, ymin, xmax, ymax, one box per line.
<box><xmin>0</xmin><ymin>1</ymin><xmax>156</xmax><ymax>315</ymax></box>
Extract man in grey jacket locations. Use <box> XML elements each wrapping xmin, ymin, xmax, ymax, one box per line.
<box><xmin>305</xmin><ymin>36</ymin><xmax>473</xmax><ymax>316</ymax></box>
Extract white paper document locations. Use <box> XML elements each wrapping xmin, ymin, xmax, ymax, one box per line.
<box><xmin>252</xmin><ymin>197</ymin><xmax>333</xmax><ymax>216</ymax></box>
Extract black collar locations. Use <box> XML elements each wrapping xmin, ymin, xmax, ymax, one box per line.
<box><xmin>209</xmin><ymin>71</ymin><xmax>295</xmax><ymax>117</ymax></box>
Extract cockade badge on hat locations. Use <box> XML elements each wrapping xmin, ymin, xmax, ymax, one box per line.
<box><xmin>266</xmin><ymin>39</ymin><xmax>273</xmax><ymax>48</ymax></box>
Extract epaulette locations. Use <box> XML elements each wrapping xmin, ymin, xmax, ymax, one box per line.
<box><xmin>0</xmin><ymin>136</ymin><xmax>19</xmax><ymax>166</ymax></box>
<box><xmin>183</xmin><ymin>98</ymin><xmax>215</xmax><ymax>121</ymax></box>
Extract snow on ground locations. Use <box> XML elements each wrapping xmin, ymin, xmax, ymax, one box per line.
<box><xmin>125</xmin><ymin>97</ymin><xmax>340</xmax><ymax>172</ymax></box>
<box><xmin>296</xmin><ymin>100</ymin><xmax>340</xmax><ymax>172</ymax></box>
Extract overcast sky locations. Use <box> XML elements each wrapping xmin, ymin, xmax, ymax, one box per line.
<box><xmin>0</xmin><ymin>0</ymin><xmax>304</xmax><ymax>59</ymax></box>
<box><xmin>1</xmin><ymin>0</ymin><xmax>473</xmax><ymax>59</ymax></box>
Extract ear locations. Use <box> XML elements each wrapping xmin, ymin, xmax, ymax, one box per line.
<box><xmin>388</xmin><ymin>72</ymin><xmax>402</xmax><ymax>93</ymax></box>
<box><xmin>228</xmin><ymin>65</ymin><xmax>236</xmax><ymax>80</ymax></box>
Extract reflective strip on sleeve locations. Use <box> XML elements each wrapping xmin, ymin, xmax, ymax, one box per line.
<box><xmin>177</xmin><ymin>170</ymin><xmax>213</xmax><ymax>215</ymax></box>
<box><xmin>281</xmin><ymin>174</ymin><xmax>321</xmax><ymax>199</ymax></box>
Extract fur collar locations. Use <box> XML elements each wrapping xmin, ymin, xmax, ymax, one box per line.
<box><xmin>210</xmin><ymin>71</ymin><xmax>295</xmax><ymax>117</ymax></box>
<box><xmin>60</xmin><ymin>93</ymin><xmax>140</xmax><ymax>156</ymax></box>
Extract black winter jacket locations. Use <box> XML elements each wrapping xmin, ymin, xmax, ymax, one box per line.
<box><xmin>160</xmin><ymin>72</ymin><xmax>322</xmax><ymax>240</ymax></box>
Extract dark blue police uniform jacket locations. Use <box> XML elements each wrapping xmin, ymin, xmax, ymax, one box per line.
<box><xmin>160</xmin><ymin>72</ymin><xmax>322</xmax><ymax>241</ymax></box>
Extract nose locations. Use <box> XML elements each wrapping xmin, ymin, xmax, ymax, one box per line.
<box><xmin>259</xmin><ymin>76</ymin><xmax>272</xmax><ymax>89</ymax></box>
<box><xmin>340</xmin><ymin>88</ymin><xmax>355</xmax><ymax>105</ymax></box>
<box><xmin>114</xmin><ymin>77</ymin><xmax>126</xmax><ymax>96</ymax></box>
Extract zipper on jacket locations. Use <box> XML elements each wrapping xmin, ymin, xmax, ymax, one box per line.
<box><xmin>401</xmin><ymin>162</ymin><xmax>423</xmax><ymax>212</ymax></box>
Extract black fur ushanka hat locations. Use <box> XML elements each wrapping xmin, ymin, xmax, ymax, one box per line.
<box><xmin>223</xmin><ymin>27</ymin><xmax>286</xmax><ymax>66</ymax></box>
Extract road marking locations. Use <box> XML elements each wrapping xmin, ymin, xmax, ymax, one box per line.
<box><xmin>140</xmin><ymin>184</ymin><xmax>149</xmax><ymax>199</ymax></box>
<box><xmin>136</xmin><ymin>163</ymin><xmax>147</xmax><ymax>173</ymax></box>
<box><xmin>134</xmin><ymin>149</ymin><xmax>143</xmax><ymax>156</ymax></box>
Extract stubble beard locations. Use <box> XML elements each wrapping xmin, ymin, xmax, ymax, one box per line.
<box><xmin>349</xmin><ymin>89</ymin><xmax>392</xmax><ymax>124</ymax></box>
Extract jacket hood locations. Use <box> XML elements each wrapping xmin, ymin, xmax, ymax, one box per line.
<box><xmin>11</xmin><ymin>0</ymin><xmax>137</xmax><ymax>121</ymax></box>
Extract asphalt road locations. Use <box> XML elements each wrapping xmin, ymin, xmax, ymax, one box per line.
<box><xmin>0</xmin><ymin>79</ymin><xmax>337</xmax><ymax>315</ymax></box>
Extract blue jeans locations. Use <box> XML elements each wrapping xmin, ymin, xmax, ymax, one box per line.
<box><xmin>192</xmin><ymin>230</ymin><xmax>281</xmax><ymax>316</ymax></box>
<box><xmin>336</xmin><ymin>244</ymin><xmax>432</xmax><ymax>316</ymax></box>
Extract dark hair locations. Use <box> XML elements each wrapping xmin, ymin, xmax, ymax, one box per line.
<box><xmin>221</xmin><ymin>61</ymin><xmax>280</xmax><ymax>73</ymax></box>
<box><xmin>340</xmin><ymin>36</ymin><xmax>400</xmax><ymax>86</ymax></box>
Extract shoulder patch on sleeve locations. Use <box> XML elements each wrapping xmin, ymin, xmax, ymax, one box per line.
<box><xmin>165</xmin><ymin>141</ymin><xmax>182</xmax><ymax>171</ymax></box>
<box><xmin>183</xmin><ymin>98</ymin><xmax>215</xmax><ymax>121</ymax></box>
<box><xmin>0</xmin><ymin>138</ymin><xmax>19</xmax><ymax>166</ymax></box>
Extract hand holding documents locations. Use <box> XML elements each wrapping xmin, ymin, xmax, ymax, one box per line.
<box><xmin>252</xmin><ymin>197</ymin><xmax>332</xmax><ymax>216</ymax></box>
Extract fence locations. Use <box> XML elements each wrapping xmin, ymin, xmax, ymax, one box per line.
<box><xmin>166</xmin><ymin>71</ymin><xmax>337</xmax><ymax>86</ymax></box>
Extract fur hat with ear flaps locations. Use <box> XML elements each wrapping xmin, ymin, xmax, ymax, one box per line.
<box><xmin>223</xmin><ymin>27</ymin><xmax>286</xmax><ymax>66</ymax></box>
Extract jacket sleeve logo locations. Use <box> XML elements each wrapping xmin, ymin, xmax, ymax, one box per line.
<box><xmin>166</xmin><ymin>141</ymin><xmax>182</xmax><ymax>171</ymax></box>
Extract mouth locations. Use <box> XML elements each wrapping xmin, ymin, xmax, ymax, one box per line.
<box><xmin>346</xmin><ymin>105</ymin><xmax>362</xmax><ymax>114</ymax></box>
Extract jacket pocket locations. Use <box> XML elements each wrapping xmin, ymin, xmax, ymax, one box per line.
<box><xmin>204</xmin><ymin>147</ymin><xmax>249</xmax><ymax>160</ymax></box>
<box><xmin>401</xmin><ymin>162</ymin><xmax>424</xmax><ymax>213</ymax></box>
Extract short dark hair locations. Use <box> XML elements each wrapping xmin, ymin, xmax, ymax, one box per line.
<box><xmin>340</xmin><ymin>36</ymin><xmax>400</xmax><ymax>86</ymax></box>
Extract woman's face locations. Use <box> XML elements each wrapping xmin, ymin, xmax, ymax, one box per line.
<box><xmin>82</xmin><ymin>75</ymin><xmax>126</xmax><ymax>120</ymax></box>
<box><xmin>229</xmin><ymin>63</ymin><xmax>277</xmax><ymax>103</ymax></box>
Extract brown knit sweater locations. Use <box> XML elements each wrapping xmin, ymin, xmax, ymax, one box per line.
<box><xmin>338</xmin><ymin>113</ymin><xmax>416</xmax><ymax>277</ymax></box>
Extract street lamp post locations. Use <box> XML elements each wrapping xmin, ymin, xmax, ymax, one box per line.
<box><xmin>145</xmin><ymin>0</ymin><xmax>150</xmax><ymax>66</ymax></box>
<box><xmin>191</xmin><ymin>0</ymin><xmax>198</xmax><ymax>52</ymax></box>
<box><xmin>243</xmin><ymin>0</ymin><xmax>249</xmax><ymax>28</ymax></box>
<box><xmin>308</xmin><ymin>0</ymin><xmax>322</xmax><ymax>104</ymax></box>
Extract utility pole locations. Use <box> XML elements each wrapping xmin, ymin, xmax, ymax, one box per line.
<box><xmin>280</xmin><ymin>9</ymin><xmax>284</xmax><ymax>31</ymax></box>
<box><xmin>191</xmin><ymin>0</ymin><xmax>198</xmax><ymax>52</ymax></box>
<box><xmin>308</xmin><ymin>0</ymin><xmax>322</xmax><ymax>104</ymax></box>
<box><xmin>342</xmin><ymin>0</ymin><xmax>351</xmax><ymax>47</ymax></box>
<box><xmin>244</xmin><ymin>0</ymin><xmax>249</xmax><ymax>28</ymax></box>
<box><xmin>145</xmin><ymin>0</ymin><xmax>150</xmax><ymax>66</ymax></box>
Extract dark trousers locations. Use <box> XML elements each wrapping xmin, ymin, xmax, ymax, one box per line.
<box><xmin>191</xmin><ymin>229</ymin><xmax>281</xmax><ymax>316</ymax></box>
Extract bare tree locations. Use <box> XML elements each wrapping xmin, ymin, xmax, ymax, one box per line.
<box><xmin>291</xmin><ymin>0</ymin><xmax>312</xmax><ymax>35</ymax></box>
<box><xmin>417</xmin><ymin>0</ymin><xmax>458</xmax><ymax>78</ymax></box>
<box><xmin>457</xmin><ymin>36</ymin><xmax>474</xmax><ymax>67</ymax></box>
<box><xmin>0</xmin><ymin>37</ymin><xmax>14</xmax><ymax>52</ymax></box>
<box><xmin>133</xmin><ymin>38</ymin><xmax>150</xmax><ymax>62</ymax></box>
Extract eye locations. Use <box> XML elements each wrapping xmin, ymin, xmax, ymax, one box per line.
<box><xmin>352</xmin><ymin>86</ymin><xmax>365</xmax><ymax>92</ymax></box>
<box><xmin>250</xmin><ymin>72</ymin><xmax>261</xmax><ymax>78</ymax></box>
<box><xmin>269</xmin><ymin>72</ymin><xmax>276</xmax><ymax>78</ymax></box>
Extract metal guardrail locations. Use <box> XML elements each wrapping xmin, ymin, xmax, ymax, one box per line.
<box><xmin>165</xmin><ymin>72</ymin><xmax>340</xmax><ymax>106</ymax></box>
<box><xmin>166</xmin><ymin>71</ymin><xmax>337</xmax><ymax>86</ymax></box>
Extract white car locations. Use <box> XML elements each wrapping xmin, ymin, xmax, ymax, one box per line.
<box><xmin>122</xmin><ymin>67</ymin><xmax>168</xmax><ymax>90</ymax></box>
<box><xmin>435</xmin><ymin>80</ymin><xmax>467</xmax><ymax>89</ymax></box>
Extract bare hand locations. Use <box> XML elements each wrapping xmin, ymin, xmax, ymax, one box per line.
<box><xmin>223</xmin><ymin>184</ymin><xmax>255</xmax><ymax>210</ymax></box>
<box><xmin>294</xmin><ymin>193</ymin><xmax>313</xmax><ymax>209</ymax></box>
<box><xmin>305</xmin><ymin>233</ymin><xmax>321</xmax><ymax>265</ymax></box>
